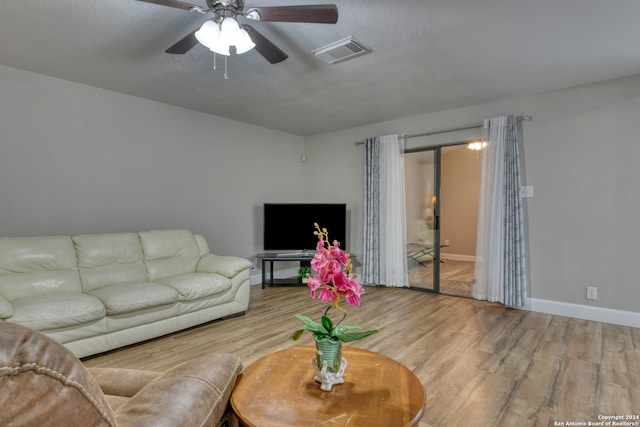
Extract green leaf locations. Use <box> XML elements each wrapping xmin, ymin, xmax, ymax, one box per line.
<box><xmin>321</xmin><ymin>315</ymin><xmax>334</xmax><ymax>334</ymax></box>
<box><xmin>294</xmin><ymin>314</ymin><xmax>377</xmax><ymax>343</ymax></box>
<box><xmin>314</xmin><ymin>333</ymin><xmax>331</xmax><ymax>341</ymax></box>
<box><xmin>333</xmin><ymin>323</ymin><xmax>362</xmax><ymax>336</ymax></box>
<box><xmin>294</xmin><ymin>314</ymin><xmax>329</xmax><ymax>335</ymax></box>
<box><xmin>337</xmin><ymin>329</ymin><xmax>379</xmax><ymax>343</ymax></box>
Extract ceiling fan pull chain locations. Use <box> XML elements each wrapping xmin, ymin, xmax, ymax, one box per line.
<box><xmin>213</xmin><ymin>53</ymin><xmax>217</xmax><ymax>71</ymax></box>
<box><xmin>224</xmin><ymin>55</ymin><xmax>229</xmax><ymax>79</ymax></box>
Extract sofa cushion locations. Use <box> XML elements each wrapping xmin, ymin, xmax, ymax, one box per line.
<box><xmin>157</xmin><ymin>273</ymin><xmax>231</xmax><ymax>301</ymax></box>
<box><xmin>0</xmin><ymin>236</ymin><xmax>82</xmax><ymax>300</ymax></box>
<box><xmin>0</xmin><ymin>236</ymin><xmax>77</xmax><ymax>274</ymax></box>
<box><xmin>10</xmin><ymin>293</ymin><xmax>106</xmax><ymax>331</ymax></box>
<box><xmin>80</xmin><ymin>263</ymin><xmax>150</xmax><ymax>293</ymax></box>
<box><xmin>73</xmin><ymin>233</ymin><xmax>148</xmax><ymax>292</ymax></box>
<box><xmin>74</xmin><ymin>233</ymin><xmax>144</xmax><ymax>269</ymax></box>
<box><xmin>0</xmin><ymin>271</ymin><xmax>82</xmax><ymax>302</ymax></box>
<box><xmin>89</xmin><ymin>282</ymin><xmax>178</xmax><ymax>315</ymax></box>
<box><xmin>139</xmin><ymin>230</ymin><xmax>201</xmax><ymax>281</ymax></box>
<box><xmin>0</xmin><ymin>295</ymin><xmax>13</xmax><ymax>319</ymax></box>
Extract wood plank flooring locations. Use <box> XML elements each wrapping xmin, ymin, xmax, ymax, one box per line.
<box><xmin>82</xmin><ymin>285</ymin><xmax>640</xmax><ymax>427</ymax></box>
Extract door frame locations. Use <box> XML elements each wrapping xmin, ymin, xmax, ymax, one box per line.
<box><xmin>404</xmin><ymin>146</ymin><xmax>442</xmax><ymax>293</ymax></box>
<box><xmin>405</xmin><ymin>140</ymin><xmax>476</xmax><ymax>294</ymax></box>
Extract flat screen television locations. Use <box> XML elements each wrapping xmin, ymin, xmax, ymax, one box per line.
<box><xmin>263</xmin><ymin>203</ymin><xmax>347</xmax><ymax>252</ymax></box>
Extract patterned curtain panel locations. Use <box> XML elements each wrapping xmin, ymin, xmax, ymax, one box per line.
<box><xmin>473</xmin><ymin>115</ymin><xmax>528</xmax><ymax>306</ymax></box>
<box><xmin>362</xmin><ymin>135</ymin><xmax>409</xmax><ymax>287</ymax></box>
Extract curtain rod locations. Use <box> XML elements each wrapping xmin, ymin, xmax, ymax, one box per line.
<box><xmin>353</xmin><ymin>115</ymin><xmax>532</xmax><ymax>145</ymax></box>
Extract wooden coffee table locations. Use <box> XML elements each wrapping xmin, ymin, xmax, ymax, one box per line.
<box><xmin>230</xmin><ymin>346</ymin><xmax>425</xmax><ymax>427</ymax></box>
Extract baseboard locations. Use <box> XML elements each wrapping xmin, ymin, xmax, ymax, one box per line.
<box><xmin>249</xmin><ymin>269</ymin><xmax>639</xmax><ymax>328</ymax></box>
<box><xmin>528</xmin><ymin>298</ymin><xmax>640</xmax><ymax>328</ymax></box>
<box><xmin>440</xmin><ymin>253</ymin><xmax>476</xmax><ymax>262</ymax></box>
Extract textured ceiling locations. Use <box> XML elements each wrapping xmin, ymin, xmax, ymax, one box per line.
<box><xmin>1</xmin><ymin>0</ymin><xmax>639</xmax><ymax>136</ymax></box>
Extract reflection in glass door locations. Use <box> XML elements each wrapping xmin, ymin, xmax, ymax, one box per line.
<box><xmin>404</xmin><ymin>148</ymin><xmax>439</xmax><ymax>292</ymax></box>
<box><xmin>405</xmin><ymin>143</ymin><xmax>481</xmax><ymax>296</ymax></box>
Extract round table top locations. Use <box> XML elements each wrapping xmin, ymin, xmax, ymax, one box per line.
<box><xmin>230</xmin><ymin>346</ymin><xmax>425</xmax><ymax>427</ymax></box>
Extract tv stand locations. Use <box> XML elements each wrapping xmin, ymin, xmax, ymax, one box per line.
<box><xmin>256</xmin><ymin>252</ymin><xmax>315</xmax><ymax>289</ymax></box>
<box><xmin>276</xmin><ymin>251</ymin><xmax>310</xmax><ymax>257</ymax></box>
<box><xmin>255</xmin><ymin>252</ymin><xmax>358</xmax><ymax>289</ymax></box>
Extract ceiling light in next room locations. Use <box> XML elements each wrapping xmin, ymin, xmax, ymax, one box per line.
<box><xmin>312</xmin><ymin>36</ymin><xmax>370</xmax><ymax>64</ymax></box>
<box><xmin>467</xmin><ymin>141</ymin><xmax>488</xmax><ymax>151</ymax></box>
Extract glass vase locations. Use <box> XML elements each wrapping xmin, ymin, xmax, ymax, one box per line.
<box><xmin>313</xmin><ymin>337</ymin><xmax>347</xmax><ymax>391</ymax></box>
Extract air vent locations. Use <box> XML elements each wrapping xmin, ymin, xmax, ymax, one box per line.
<box><xmin>312</xmin><ymin>36</ymin><xmax>370</xmax><ymax>64</ymax></box>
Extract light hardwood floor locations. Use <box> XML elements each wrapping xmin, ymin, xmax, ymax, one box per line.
<box><xmin>83</xmin><ymin>285</ymin><xmax>640</xmax><ymax>427</ymax></box>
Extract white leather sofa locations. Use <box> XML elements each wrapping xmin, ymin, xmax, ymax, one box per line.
<box><xmin>0</xmin><ymin>229</ymin><xmax>252</xmax><ymax>358</ymax></box>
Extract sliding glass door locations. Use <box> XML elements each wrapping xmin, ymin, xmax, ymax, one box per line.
<box><xmin>404</xmin><ymin>143</ymin><xmax>481</xmax><ymax>296</ymax></box>
<box><xmin>404</xmin><ymin>148</ymin><xmax>440</xmax><ymax>292</ymax></box>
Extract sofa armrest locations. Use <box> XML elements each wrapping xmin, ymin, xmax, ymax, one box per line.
<box><xmin>197</xmin><ymin>254</ymin><xmax>252</xmax><ymax>278</ymax></box>
<box><xmin>113</xmin><ymin>353</ymin><xmax>242</xmax><ymax>427</ymax></box>
<box><xmin>88</xmin><ymin>367</ymin><xmax>162</xmax><ymax>397</ymax></box>
<box><xmin>0</xmin><ymin>295</ymin><xmax>13</xmax><ymax>319</ymax></box>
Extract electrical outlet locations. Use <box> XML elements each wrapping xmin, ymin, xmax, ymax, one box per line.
<box><xmin>520</xmin><ymin>186</ymin><xmax>534</xmax><ymax>199</ymax></box>
<box><xmin>586</xmin><ymin>286</ymin><xmax>598</xmax><ymax>300</ymax></box>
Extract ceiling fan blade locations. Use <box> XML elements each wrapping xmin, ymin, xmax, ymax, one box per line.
<box><xmin>165</xmin><ymin>29</ymin><xmax>199</xmax><ymax>54</ymax></box>
<box><xmin>136</xmin><ymin>0</ymin><xmax>200</xmax><ymax>11</ymax></box>
<box><xmin>245</xmin><ymin>4</ymin><xmax>338</xmax><ymax>23</ymax></box>
<box><xmin>243</xmin><ymin>25</ymin><xmax>288</xmax><ymax>64</ymax></box>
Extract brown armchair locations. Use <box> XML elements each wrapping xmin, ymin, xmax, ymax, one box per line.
<box><xmin>0</xmin><ymin>322</ymin><xmax>242</xmax><ymax>427</ymax></box>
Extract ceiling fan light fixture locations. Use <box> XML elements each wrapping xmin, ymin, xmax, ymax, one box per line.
<box><xmin>195</xmin><ymin>20</ymin><xmax>220</xmax><ymax>49</ymax></box>
<box><xmin>235</xmin><ymin>28</ymin><xmax>256</xmax><ymax>54</ymax></box>
<box><xmin>195</xmin><ymin>17</ymin><xmax>253</xmax><ymax>56</ymax></box>
<box><xmin>210</xmin><ymin>42</ymin><xmax>230</xmax><ymax>56</ymax></box>
<box><xmin>220</xmin><ymin>17</ymin><xmax>242</xmax><ymax>45</ymax></box>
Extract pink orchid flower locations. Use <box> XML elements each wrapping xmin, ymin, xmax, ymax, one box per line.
<box><xmin>292</xmin><ymin>224</ymin><xmax>378</xmax><ymax>346</ymax></box>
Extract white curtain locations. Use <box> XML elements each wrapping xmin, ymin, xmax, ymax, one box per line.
<box><xmin>473</xmin><ymin>115</ymin><xmax>527</xmax><ymax>306</ymax></box>
<box><xmin>361</xmin><ymin>134</ymin><xmax>409</xmax><ymax>287</ymax></box>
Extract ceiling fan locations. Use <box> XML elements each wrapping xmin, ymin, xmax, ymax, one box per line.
<box><xmin>137</xmin><ymin>0</ymin><xmax>338</xmax><ymax>64</ymax></box>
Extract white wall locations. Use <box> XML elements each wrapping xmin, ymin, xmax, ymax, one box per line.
<box><xmin>304</xmin><ymin>74</ymin><xmax>640</xmax><ymax>315</ymax></box>
<box><xmin>2</xmin><ymin>63</ymin><xmax>639</xmax><ymax>317</ymax></box>
<box><xmin>0</xmin><ymin>65</ymin><xmax>305</xmax><ymax>259</ymax></box>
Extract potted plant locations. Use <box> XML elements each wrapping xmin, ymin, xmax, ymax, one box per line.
<box><xmin>292</xmin><ymin>223</ymin><xmax>378</xmax><ymax>391</ymax></box>
<box><xmin>298</xmin><ymin>265</ymin><xmax>312</xmax><ymax>283</ymax></box>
